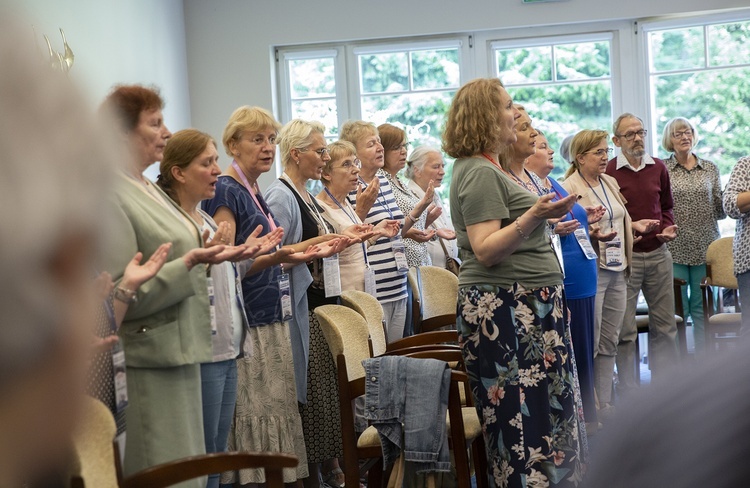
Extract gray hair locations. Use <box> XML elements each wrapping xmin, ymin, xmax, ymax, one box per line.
<box><xmin>0</xmin><ymin>15</ymin><xmax>114</xmax><ymax>391</ymax></box>
<box><xmin>559</xmin><ymin>134</ymin><xmax>575</xmax><ymax>164</ymax></box>
<box><xmin>406</xmin><ymin>145</ymin><xmax>442</xmax><ymax>180</ymax></box>
<box><xmin>613</xmin><ymin>113</ymin><xmax>643</xmax><ymax>136</ymax></box>
<box><xmin>661</xmin><ymin>117</ymin><xmax>698</xmax><ymax>153</ymax></box>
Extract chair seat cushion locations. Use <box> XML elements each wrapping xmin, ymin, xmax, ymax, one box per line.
<box><xmin>708</xmin><ymin>312</ymin><xmax>742</xmax><ymax>327</ymax></box>
<box><xmin>635</xmin><ymin>314</ymin><xmax>683</xmax><ymax>332</ymax></box>
<box><xmin>357</xmin><ymin>426</ymin><xmax>382</xmax><ymax>449</ymax></box>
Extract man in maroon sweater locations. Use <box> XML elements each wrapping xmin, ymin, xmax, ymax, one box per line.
<box><xmin>605</xmin><ymin>113</ymin><xmax>679</xmax><ymax>394</ymax></box>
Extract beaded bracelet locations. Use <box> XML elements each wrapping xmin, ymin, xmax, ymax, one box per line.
<box><xmin>515</xmin><ymin>217</ymin><xmax>530</xmax><ymax>240</ymax></box>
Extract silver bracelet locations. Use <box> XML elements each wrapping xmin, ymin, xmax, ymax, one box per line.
<box><xmin>407</xmin><ymin>213</ymin><xmax>417</xmax><ymax>224</ymax></box>
<box><xmin>114</xmin><ymin>286</ymin><xmax>138</xmax><ymax>304</ymax></box>
<box><xmin>515</xmin><ymin>217</ymin><xmax>530</xmax><ymax>240</ymax></box>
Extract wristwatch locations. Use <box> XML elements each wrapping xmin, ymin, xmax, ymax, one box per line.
<box><xmin>114</xmin><ymin>286</ymin><xmax>138</xmax><ymax>304</ymax></box>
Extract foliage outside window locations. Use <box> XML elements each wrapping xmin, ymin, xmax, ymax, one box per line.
<box><xmin>495</xmin><ymin>38</ymin><xmax>613</xmax><ymax>181</ymax></box>
<box><xmin>287</xmin><ymin>55</ymin><xmax>339</xmax><ymax>141</ymax></box>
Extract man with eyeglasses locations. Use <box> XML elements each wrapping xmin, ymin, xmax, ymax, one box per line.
<box><xmin>606</xmin><ymin>113</ymin><xmax>679</xmax><ymax>395</ymax></box>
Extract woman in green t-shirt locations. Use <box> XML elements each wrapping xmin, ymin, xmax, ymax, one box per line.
<box><xmin>444</xmin><ymin>77</ymin><xmax>585</xmax><ymax>487</ymax></box>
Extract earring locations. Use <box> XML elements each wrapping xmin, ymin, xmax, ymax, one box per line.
<box><xmin>296</xmin><ymin>160</ymin><xmax>300</xmax><ymax>165</ymax></box>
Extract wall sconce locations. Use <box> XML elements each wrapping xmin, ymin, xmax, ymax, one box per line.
<box><xmin>38</xmin><ymin>28</ymin><xmax>74</xmax><ymax>72</ymax></box>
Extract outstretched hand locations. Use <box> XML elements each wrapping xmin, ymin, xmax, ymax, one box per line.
<box><xmin>585</xmin><ymin>205</ymin><xmax>606</xmax><ymax>224</ymax></box>
<box><xmin>531</xmin><ymin>193</ymin><xmax>577</xmax><ymax>220</ymax></box>
<box><xmin>590</xmin><ymin>225</ymin><xmax>617</xmax><ymax>242</ymax></box>
<box><xmin>122</xmin><ymin>242</ymin><xmax>172</xmax><ymax>289</ymax></box>
<box><xmin>656</xmin><ymin>224</ymin><xmax>678</xmax><ymax>243</ymax></box>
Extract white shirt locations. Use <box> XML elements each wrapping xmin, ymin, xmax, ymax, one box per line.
<box><xmin>407</xmin><ymin>179</ymin><xmax>458</xmax><ymax>268</ymax></box>
<box><xmin>615</xmin><ymin>153</ymin><xmax>656</xmax><ymax>172</ymax></box>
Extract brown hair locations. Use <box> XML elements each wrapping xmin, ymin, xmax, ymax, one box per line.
<box><xmin>442</xmin><ymin>77</ymin><xmax>509</xmax><ymax>159</ymax></box>
<box><xmin>158</xmin><ymin>129</ymin><xmax>216</xmax><ymax>205</ymax></box>
<box><xmin>101</xmin><ymin>84</ymin><xmax>164</xmax><ymax>132</ymax></box>
<box><xmin>564</xmin><ymin>129</ymin><xmax>609</xmax><ymax>178</ymax></box>
<box><xmin>497</xmin><ymin>104</ymin><xmax>529</xmax><ymax>170</ymax></box>
<box><xmin>378</xmin><ymin>123</ymin><xmax>406</xmax><ymax>151</ymax></box>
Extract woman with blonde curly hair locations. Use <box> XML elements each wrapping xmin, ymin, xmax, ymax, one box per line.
<box><xmin>446</xmin><ymin>77</ymin><xmax>585</xmax><ymax>487</ymax></box>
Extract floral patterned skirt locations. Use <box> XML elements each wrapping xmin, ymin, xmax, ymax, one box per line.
<box><xmin>457</xmin><ymin>283</ymin><xmax>586</xmax><ymax>487</ymax></box>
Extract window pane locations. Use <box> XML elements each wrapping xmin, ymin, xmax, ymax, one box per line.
<box><xmin>410</xmin><ymin>49</ymin><xmax>460</xmax><ymax>90</ymax></box>
<box><xmin>650</xmin><ymin>67</ymin><xmax>750</xmax><ymax>176</ymax></box>
<box><xmin>496</xmin><ymin>46</ymin><xmax>552</xmax><ymax>84</ymax></box>
<box><xmin>359</xmin><ymin>52</ymin><xmax>409</xmax><ymax>94</ymax></box>
<box><xmin>708</xmin><ymin>21</ymin><xmax>750</xmax><ymax>67</ymax></box>
<box><xmin>360</xmin><ymin>91</ymin><xmax>453</xmax><ymax>145</ymax></box>
<box><xmin>291</xmin><ymin>99</ymin><xmax>339</xmax><ymax>137</ymax></box>
<box><xmin>288</xmin><ymin>58</ymin><xmax>336</xmax><ymax>98</ymax></box>
<box><xmin>649</xmin><ymin>26</ymin><xmax>705</xmax><ymax>72</ymax></box>
<box><xmin>509</xmin><ymin>81</ymin><xmax>612</xmax><ymax>180</ymax></box>
<box><xmin>554</xmin><ymin>41</ymin><xmax>611</xmax><ymax>80</ymax></box>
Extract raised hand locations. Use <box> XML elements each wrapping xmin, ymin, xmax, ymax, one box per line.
<box><xmin>94</xmin><ymin>271</ymin><xmax>115</xmax><ymax>302</ymax></box>
<box><xmin>553</xmin><ymin>219</ymin><xmax>581</xmax><ymax>237</ymax></box>
<box><xmin>241</xmin><ymin>225</ymin><xmax>283</xmax><ymax>259</ymax></box>
<box><xmin>122</xmin><ymin>242</ymin><xmax>173</xmax><ymax>289</ymax></box>
<box><xmin>342</xmin><ymin>223</ymin><xmax>376</xmax><ymax>243</ymax></box>
<box><xmin>632</xmin><ymin>219</ymin><xmax>661</xmax><ymax>235</ymax></box>
<box><xmin>656</xmin><ymin>224</ymin><xmax>678</xmax><ymax>243</ymax></box>
<box><xmin>531</xmin><ymin>193</ymin><xmax>577</xmax><ymax>220</ymax></box>
<box><xmin>373</xmin><ymin>219</ymin><xmax>401</xmax><ymax>239</ymax></box>
<box><xmin>425</xmin><ymin>203</ymin><xmax>442</xmax><ymax>228</ymax></box>
<box><xmin>436</xmin><ymin>228</ymin><xmax>456</xmax><ymax>240</ymax></box>
<box><xmin>590</xmin><ymin>225</ymin><xmax>617</xmax><ymax>242</ymax></box>
<box><xmin>205</xmin><ymin>221</ymin><xmax>232</xmax><ymax>247</ymax></box>
<box><xmin>585</xmin><ymin>205</ymin><xmax>606</xmax><ymax>224</ymax></box>
<box><xmin>405</xmin><ymin>227</ymin><xmax>436</xmax><ymax>243</ymax></box>
<box><xmin>355</xmin><ymin>178</ymin><xmax>380</xmax><ymax>219</ymax></box>
<box><xmin>414</xmin><ymin>181</ymin><xmax>435</xmax><ymax>215</ymax></box>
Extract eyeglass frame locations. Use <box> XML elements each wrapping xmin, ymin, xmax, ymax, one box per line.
<box><xmin>334</xmin><ymin>158</ymin><xmax>361</xmax><ymax>171</ymax></box>
<box><xmin>388</xmin><ymin>142</ymin><xmax>411</xmax><ymax>152</ymax></box>
<box><xmin>583</xmin><ymin>147</ymin><xmax>614</xmax><ymax>157</ymax></box>
<box><xmin>615</xmin><ymin>129</ymin><xmax>648</xmax><ymax>141</ymax></box>
<box><xmin>671</xmin><ymin>129</ymin><xmax>694</xmax><ymax>139</ymax></box>
<box><xmin>298</xmin><ymin>147</ymin><xmax>330</xmax><ymax>157</ymax></box>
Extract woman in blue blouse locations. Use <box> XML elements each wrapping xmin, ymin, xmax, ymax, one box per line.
<box><xmin>526</xmin><ymin>130</ymin><xmax>605</xmax><ymax>435</ymax></box>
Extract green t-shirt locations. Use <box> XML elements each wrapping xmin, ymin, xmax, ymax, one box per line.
<box><xmin>449</xmin><ymin>156</ymin><xmax>563</xmax><ymax>289</ymax></box>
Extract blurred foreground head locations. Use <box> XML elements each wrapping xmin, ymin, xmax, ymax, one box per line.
<box><xmin>0</xmin><ymin>11</ymin><xmax>114</xmax><ymax>485</ymax></box>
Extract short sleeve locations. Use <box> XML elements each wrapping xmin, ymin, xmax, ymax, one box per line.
<box><xmin>457</xmin><ymin>164</ymin><xmax>510</xmax><ymax>226</ymax></box>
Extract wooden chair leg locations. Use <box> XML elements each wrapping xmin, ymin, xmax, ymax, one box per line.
<box><xmin>368</xmin><ymin>457</ymin><xmax>384</xmax><ymax>488</ymax></box>
<box><xmin>472</xmin><ymin>437</ymin><xmax>489</xmax><ymax>488</ymax></box>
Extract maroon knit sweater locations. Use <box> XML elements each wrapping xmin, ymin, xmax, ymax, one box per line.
<box><xmin>605</xmin><ymin>156</ymin><xmax>675</xmax><ymax>253</ymax></box>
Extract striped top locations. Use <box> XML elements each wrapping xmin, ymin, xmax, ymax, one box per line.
<box><xmin>348</xmin><ymin>170</ymin><xmax>408</xmax><ymax>303</ymax></box>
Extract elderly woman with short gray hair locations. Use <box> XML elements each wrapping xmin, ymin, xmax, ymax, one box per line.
<box><xmin>406</xmin><ymin>146</ymin><xmax>457</xmax><ymax>268</ymax></box>
<box><xmin>662</xmin><ymin>117</ymin><xmax>724</xmax><ymax>354</ymax></box>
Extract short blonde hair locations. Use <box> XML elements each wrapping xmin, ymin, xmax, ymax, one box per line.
<box><xmin>278</xmin><ymin>119</ymin><xmax>325</xmax><ymax>169</ymax></box>
<box><xmin>222</xmin><ymin>106</ymin><xmax>281</xmax><ymax>157</ymax></box>
<box><xmin>322</xmin><ymin>140</ymin><xmax>357</xmax><ymax>186</ymax></box>
<box><xmin>442</xmin><ymin>77</ymin><xmax>509</xmax><ymax>159</ymax></box>
<box><xmin>339</xmin><ymin>120</ymin><xmax>378</xmax><ymax>147</ymax></box>
<box><xmin>565</xmin><ymin>129</ymin><xmax>609</xmax><ymax>178</ymax></box>
<box><xmin>661</xmin><ymin>117</ymin><xmax>697</xmax><ymax>153</ymax></box>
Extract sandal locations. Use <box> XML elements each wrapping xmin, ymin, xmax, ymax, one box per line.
<box><xmin>322</xmin><ymin>467</ymin><xmax>345</xmax><ymax>488</ymax></box>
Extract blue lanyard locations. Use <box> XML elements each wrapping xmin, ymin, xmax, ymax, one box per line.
<box><xmin>360</xmin><ymin>176</ymin><xmax>394</xmax><ymax>220</ymax></box>
<box><xmin>581</xmin><ymin>171</ymin><xmax>613</xmax><ymax>227</ymax></box>
<box><xmin>103</xmin><ymin>299</ymin><xmax>117</xmax><ymax>335</ymax></box>
<box><xmin>324</xmin><ymin>187</ymin><xmax>370</xmax><ymax>267</ymax></box>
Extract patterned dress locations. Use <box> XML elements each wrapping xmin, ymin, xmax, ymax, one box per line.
<box><xmin>383</xmin><ymin>170</ymin><xmax>432</xmax><ymax>267</ymax></box>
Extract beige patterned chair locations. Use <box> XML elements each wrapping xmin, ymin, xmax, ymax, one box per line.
<box><xmin>701</xmin><ymin>237</ymin><xmax>742</xmax><ymax>353</ymax></box>
<box><xmin>407</xmin><ymin>265</ymin><xmax>459</xmax><ymax>333</ymax></box>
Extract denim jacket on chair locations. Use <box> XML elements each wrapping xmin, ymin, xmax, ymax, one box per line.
<box><xmin>362</xmin><ymin>355</ymin><xmax>451</xmax><ymax>473</ymax></box>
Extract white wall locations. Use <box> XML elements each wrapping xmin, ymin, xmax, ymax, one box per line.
<box><xmin>183</xmin><ymin>0</ymin><xmax>749</xmax><ymax>188</ymax></box>
<box><xmin>11</xmin><ymin>0</ymin><xmax>192</xmax><ymax>178</ymax></box>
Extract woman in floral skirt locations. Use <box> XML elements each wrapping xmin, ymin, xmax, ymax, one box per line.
<box><xmin>444</xmin><ymin>77</ymin><xmax>586</xmax><ymax>487</ymax></box>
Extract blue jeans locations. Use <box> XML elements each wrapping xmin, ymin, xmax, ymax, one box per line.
<box><xmin>201</xmin><ymin>359</ymin><xmax>238</xmax><ymax>488</ymax></box>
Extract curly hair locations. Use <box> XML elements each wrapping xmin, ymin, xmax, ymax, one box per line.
<box><xmin>101</xmin><ymin>84</ymin><xmax>164</xmax><ymax>132</ymax></box>
<box><xmin>442</xmin><ymin>78</ymin><xmax>510</xmax><ymax>159</ymax></box>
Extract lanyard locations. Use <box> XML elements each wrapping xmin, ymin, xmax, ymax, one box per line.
<box><xmin>231</xmin><ymin>161</ymin><xmax>277</xmax><ymax>232</ymax></box>
<box><xmin>581</xmin><ymin>171</ymin><xmax>613</xmax><ymax>227</ymax></box>
<box><xmin>280</xmin><ymin>172</ymin><xmax>328</xmax><ymax>235</ymax></box>
<box><xmin>324</xmin><ymin>187</ymin><xmax>370</xmax><ymax>267</ymax></box>
<box><xmin>360</xmin><ymin>175</ymin><xmax>394</xmax><ymax>220</ymax></box>
<box><xmin>103</xmin><ymin>299</ymin><xmax>117</xmax><ymax>335</ymax></box>
<box><xmin>550</xmin><ymin>186</ymin><xmax>575</xmax><ymax>222</ymax></box>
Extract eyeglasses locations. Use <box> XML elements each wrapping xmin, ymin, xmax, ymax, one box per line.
<box><xmin>299</xmin><ymin>147</ymin><xmax>330</xmax><ymax>157</ymax></box>
<box><xmin>584</xmin><ymin>147</ymin><xmax>614</xmax><ymax>157</ymax></box>
<box><xmin>672</xmin><ymin>129</ymin><xmax>693</xmax><ymax>139</ymax></box>
<box><xmin>390</xmin><ymin>142</ymin><xmax>410</xmax><ymax>152</ymax></box>
<box><xmin>616</xmin><ymin>129</ymin><xmax>648</xmax><ymax>141</ymax></box>
<box><xmin>336</xmin><ymin>158</ymin><xmax>361</xmax><ymax>170</ymax></box>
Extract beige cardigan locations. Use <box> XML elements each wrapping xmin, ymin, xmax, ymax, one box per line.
<box><xmin>562</xmin><ymin>170</ymin><xmax>633</xmax><ymax>277</ymax></box>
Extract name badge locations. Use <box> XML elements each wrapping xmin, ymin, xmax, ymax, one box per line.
<box><xmin>574</xmin><ymin>228</ymin><xmax>598</xmax><ymax>260</ymax></box>
<box><xmin>323</xmin><ymin>254</ymin><xmax>342</xmax><ymax>298</ymax></box>
<box><xmin>391</xmin><ymin>236</ymin><xmax>409</xmax><ymax>274</ymax></box>
<box><xmin>207</xmin><ymin>276</ymin><xmax>217</xmax><ymax>335</ymax></box>
<box><xmin>550</xmin><ymin>234</ymin><xmax>565</xmax><ymax>278</ymax></box>
<box><xmin>111</xmin><ymin>340</ymin><xmax>128</xmax><ymax>413</ymax></box>
<box><xmin>605</xmin><ymin>237</ymin><xmax>623</xmax><ymax>267</ymax></box>
<box><xmin>364</xmin><ymin>266</ymin><xmax>377</xmax><ymax>296</ymax></box>
<box><xmin>279</xmin><ymin>272</ymin><xmax>293</xmax><ymax>321</ymax></box>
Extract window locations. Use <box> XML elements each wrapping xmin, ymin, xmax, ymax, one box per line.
<box><xmin>646</xmin><ymin>19</ymin><xmax>750</xmax><ymax>177</ymax></box>
<box><xmin>281</xmin><ymin>50</ymin><xmax>341</xmax><ymax>141</ymax></box>
<box><xmin>494</xmin><ymin>35</ymin><xmax>614</xmax><ymax>179</ymax></box>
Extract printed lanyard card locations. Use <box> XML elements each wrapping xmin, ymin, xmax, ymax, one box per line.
<box><xmin>605</xmin><ymin>237</ymin><xmax>623</xmax><ymax>267</ymax></box>
<box><xmin>111</xmin><ymin>340</ymin><xmax>128</xmax><ymax>413</ymax></box>
<box><xmin>323</xmin><ymin>254</ymin><xmax>342</xmax><ymax>298</ymax></box>
<box><xmin>279</xmin><ymin>272</ymin><xmax>293</xmax><ymax>321</ymax></box>
<box><xmin>550</xmin><ymin>234</ymin><xmax>565</xmax><ymax>279</ymax></box>
<box><xmin>207</xmin><ymin>276</ymin><xmax>217</xmax><ymax>335</ymax></box>
<box><xmin>364</xmin><ymin>266</ymin><xmax>377</xmax><ymax>296</ymax></box>
<box><xmin>391</xmin><ymin>236</ymin><xmax>409</xmax><ymax>274</ymax></box>
<box><xmin>574</xmin><ymin>228</ymin><xmax>598</xmax><ymax>260</ymax></box>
